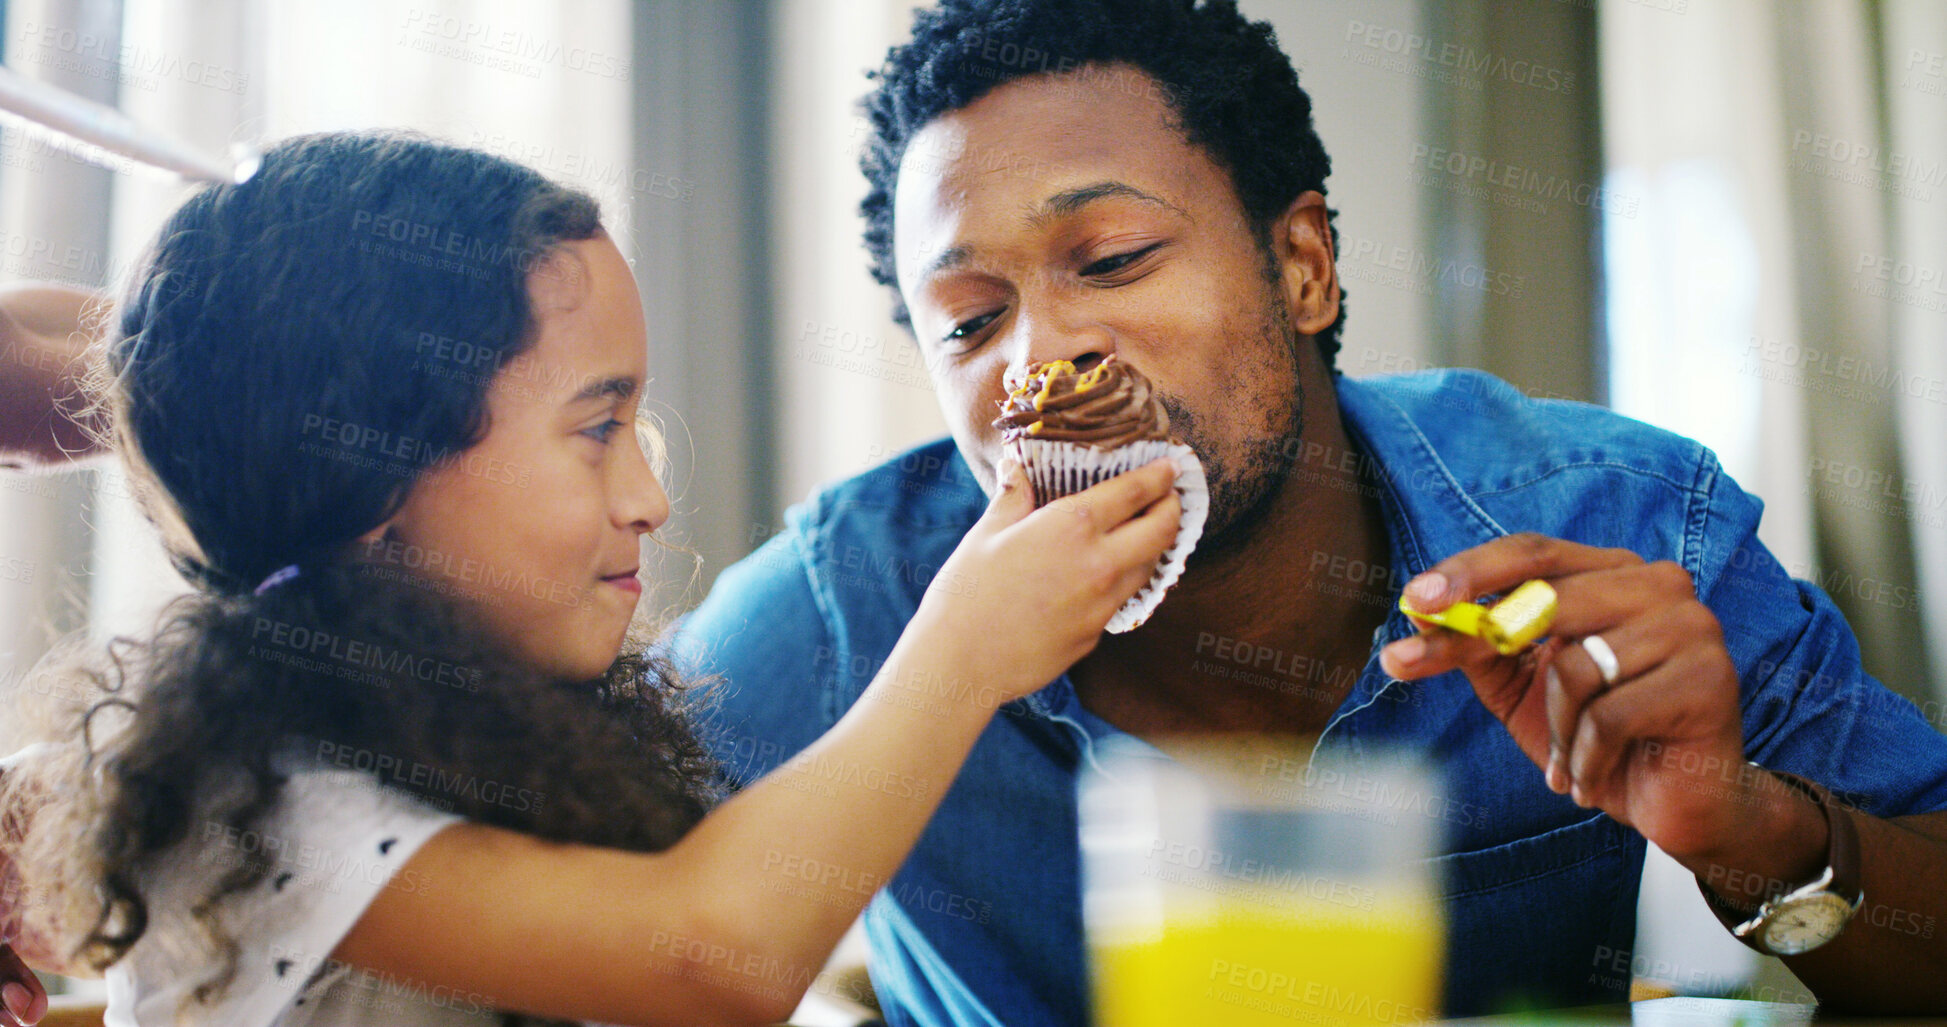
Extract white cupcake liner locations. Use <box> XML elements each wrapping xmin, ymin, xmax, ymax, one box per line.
<box><xmin>1008</xmin><ymin>437</ymin><xmax>1209</xmax><ymax>633</ymax></box>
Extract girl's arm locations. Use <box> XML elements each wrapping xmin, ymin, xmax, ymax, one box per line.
<box><xmin>334</xmin><ymin>460</ymin><xmax>1183</xmax><ymax>1026</ymax></box>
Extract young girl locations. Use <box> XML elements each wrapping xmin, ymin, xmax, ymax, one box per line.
<box><xmin>3</xmin><ymin>131</ymin><xmax>1180</xmax><ymax>1026</ymax></box>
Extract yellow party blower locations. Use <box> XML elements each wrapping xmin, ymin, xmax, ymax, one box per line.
<box><xmin>1398</xmin><ymin>579</ymin><xmax>1558</xmax><ymax>656</ymax></box>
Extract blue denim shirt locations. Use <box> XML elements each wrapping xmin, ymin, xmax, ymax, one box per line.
<box><xmin>674</xmin><ymin>369</ymin><xmax>1947</xmax><ymax>1027</ymax></box>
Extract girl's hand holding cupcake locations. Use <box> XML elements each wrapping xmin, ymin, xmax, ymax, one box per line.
<box><xmin>901</xmin><ymin>454</ymin><xmax>1182</xmax><ymax>706</ymax></box>
<box><xmin>992</xmin><ymin>356</ymin><xmax>1208</xmax><ymax>633</ymax></box>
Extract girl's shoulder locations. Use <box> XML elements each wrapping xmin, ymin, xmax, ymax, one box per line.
<box><xmin>106</xmin><ymin>754</ymin><xmax>474</xmax><ymax>1027</ymax></box>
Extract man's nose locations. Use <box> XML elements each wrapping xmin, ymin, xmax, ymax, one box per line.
<box><xmin>1008</xmin><ymin>310</ymin><xmax>1115</xmax><ymax>377</ymax></box>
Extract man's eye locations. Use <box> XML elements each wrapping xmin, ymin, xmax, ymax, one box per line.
<box><xmin>1081</xmin><ymin>243</ymin><xmax>1163</xmax><ymax>278</ymax></box>
<box><xmin>945</xmin><ymin>311</ymin><xmax>999</xmax><ymax>344</ymax></box>
<box><xmin>581</xmin><ymin>419</ymin><xmax>626</xmax><ymax>443</ymax></box>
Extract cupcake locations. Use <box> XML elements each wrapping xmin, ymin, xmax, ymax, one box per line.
<box><xmin>993</xmin><ymin>356</ymin><xmax>1209</xmax><ymax>632</ymax></box>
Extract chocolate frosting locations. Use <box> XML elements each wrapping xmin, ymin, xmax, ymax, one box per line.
<box><xmin>992</xmin><ymin>356</ymin><xmax>1171</xmax><ymax>448</ymax></box>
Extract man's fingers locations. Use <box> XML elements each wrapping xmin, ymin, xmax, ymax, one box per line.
<box><xmin>1565</xmin><ymin>649</ymin><xmax>1725</xmax><ymax>809</ymax></box>
<box><xmin>1404</xmin><ymin>533</ymin><xmax>1642</xmax><ymax>612</ymax></box>
<box><xmin>1545</xmin><ymin>615</ymin><xmax>1681</xmax><ymax>790</ymax></box>
<box><xmin>1046</xmin><ymin>459</ymin><xmax>1177</xmax><ymax>532</ymax></box>
<box><xmin>1540</xmin><ymin>656</ymin><xmax>1571</xmax><ymax>794</ymax></box>
<box><xmin>1544</xmin><ymin>561</ymin><xmax>1699</xmax><ymax>638</ymax></box>
<box><xmin>1381</xmin><ymin>624</ymin><xmax>1502</xmax><ymax>681</ymax></box>
<box><xmin>1386</xmin><ymin>627</ymin><xmax>1556</xmax><ymax>771</ymax></box>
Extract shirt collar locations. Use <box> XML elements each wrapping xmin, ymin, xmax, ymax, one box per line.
<box><xmin>1333</xmin><ymin>372</ymin><xmax>1509</xmax><ymax>574</ymax></box>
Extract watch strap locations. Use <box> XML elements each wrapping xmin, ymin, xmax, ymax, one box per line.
<box><xmin>1697</xmin><ymin>767</ymin><xmax>1862</xmax><ymax>951</ymax></box>
<box><xmin>1772</xmin><ymin>770</ymin><xmax>1863</xmax><ymax>906</ymax></box>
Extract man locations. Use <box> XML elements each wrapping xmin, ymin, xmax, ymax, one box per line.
<box><xmin>677</xmin><ymin>0</ymin><xmax>1947</xmax><ymax>1024</ymax></box>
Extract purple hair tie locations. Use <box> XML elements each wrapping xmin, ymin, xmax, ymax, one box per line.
<box><xmin>253</xmin><ymin>564</ymin><xmax>302</xmax><ymax>595</ymax></box>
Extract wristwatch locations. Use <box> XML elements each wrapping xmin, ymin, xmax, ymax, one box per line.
<box><xmin>1699</xmin><ymin>768</ymin><xmax>1863</xmax><ymax>956</ymax></box>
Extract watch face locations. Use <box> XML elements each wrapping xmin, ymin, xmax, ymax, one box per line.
<box><xmin>1760</xmin><ymin>894</ymin><xmax>1856</xmax><ymax>956</ymax></box>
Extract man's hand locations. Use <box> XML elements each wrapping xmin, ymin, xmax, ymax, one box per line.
<box><xmin>1377</xmin><ymin>532</ymin><xmax>1947</xmax><ymax>1012</ymax></box>
<box><xmin>1377</xmin><ymin>533</ymin><xmax>1791</xmax><ymax>865</ymax></box>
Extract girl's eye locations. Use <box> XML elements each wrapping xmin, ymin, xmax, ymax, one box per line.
<box><xmin>1081</xmin><ymin>243</ymin><xmax>1163</xmax><ymax>278</ymax></box>
<box><xmin>944</xmin><ymin>311</ymin><xmax>1000</xmax><ymax>346</ymax></box>
<box><xmin>581</xmin><ymin>419</ymin><xmax>626</xmax><ymax>443</ymax></box>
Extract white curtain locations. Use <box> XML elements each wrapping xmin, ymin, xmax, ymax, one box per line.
<box><xmin>770</xmin><ymin>0</ymin><xmax>945</xmax><ymax>506</ymax></box>
<box><xmin>1882</xmin><ymin>0</ymin><xmax>1947</xmax><ymax>702</ymax></box>
<box><xmin>76</xmin><ymin>0</ymin><xmax>635</xmax><ymax>643</ymax></box>
<box><xmin>1604</xmin><ymin>0</ymin><xmax>1943</xmax><ymax>721</ymax></box>
<box><xmin>1602</xmin><ymin>0</ymin><xmax>1947</xmax><ymax>1001</ymax></box>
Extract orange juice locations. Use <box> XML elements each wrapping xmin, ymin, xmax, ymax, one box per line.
<box><xmin>1090</xmin><ymin>889</ymin><xmax>1444</xmax><ymax>1027</ymax></box>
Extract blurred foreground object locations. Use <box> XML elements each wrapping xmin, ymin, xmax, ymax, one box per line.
<box><xmin>0</xmin><ymin>65</ymin><xmax>254</xmax><ymax>184</ymax></box>
<box><xmin>1081</xmin><ymin>740</ymin><xmax>1445</xmax><ymax>1027</ymax></box>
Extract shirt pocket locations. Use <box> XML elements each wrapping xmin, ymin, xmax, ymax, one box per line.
<box><xmin>1430</xmin><ymin>813</ymin><xmax>1643</xmax><ymax>1016</ymax></box>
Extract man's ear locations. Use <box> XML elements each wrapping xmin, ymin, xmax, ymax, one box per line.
<box><xmin>1271</xmin><ymin>191</ymin><xmax>1340</xmax><ymax>336</ymax></box>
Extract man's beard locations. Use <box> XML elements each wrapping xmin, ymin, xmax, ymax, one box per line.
<box><xmin>1161</xmin><ymin>296</ymin><xmax>1305</xmax><ymax>567</ymax></box>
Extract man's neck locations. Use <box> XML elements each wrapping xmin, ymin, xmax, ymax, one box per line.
<box><xmin>1071</xmin><ymin>370</ymin><xmax>1394</xmax><ymax>737</ymax></box>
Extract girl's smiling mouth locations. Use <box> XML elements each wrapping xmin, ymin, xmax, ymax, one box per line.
<box><xmin>602</xmin><ymin>568</ymin><xmax>642</xmax><ymax>594</ymax></box>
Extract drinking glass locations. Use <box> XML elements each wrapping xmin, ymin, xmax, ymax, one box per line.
<box><xmin>1081</xmin><ymin>739</ymin><xmax>1446</xmax><ymax>1027</ymax></box>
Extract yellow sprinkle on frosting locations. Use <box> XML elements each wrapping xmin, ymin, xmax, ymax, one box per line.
<box><xmin>1030</xmin><ymin>359</ymin><xmax>1076</xmax><ymax>410</ymax></box>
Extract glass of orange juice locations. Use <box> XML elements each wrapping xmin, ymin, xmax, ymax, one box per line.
<box><xmin>1081</xmin><ymin>739</ymin><xmax>1445</xmax><ymax>1027</ymax></box>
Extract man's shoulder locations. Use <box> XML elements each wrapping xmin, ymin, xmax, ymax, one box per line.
<box><xmin>1344</xmin><ymin>369</ymin><xmax>1758</xmax><ymax>566</ymax></box>
<box><xmin>1348</xmin><ymin>368</ymin><xmax>1721</xmax><ymax>498</ymax></box>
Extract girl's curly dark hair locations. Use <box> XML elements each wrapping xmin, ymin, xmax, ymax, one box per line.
<box><xmin>23</xmin><ymin>131</ymin><xmax>720</xmax><ymax>1027</ymax></box>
